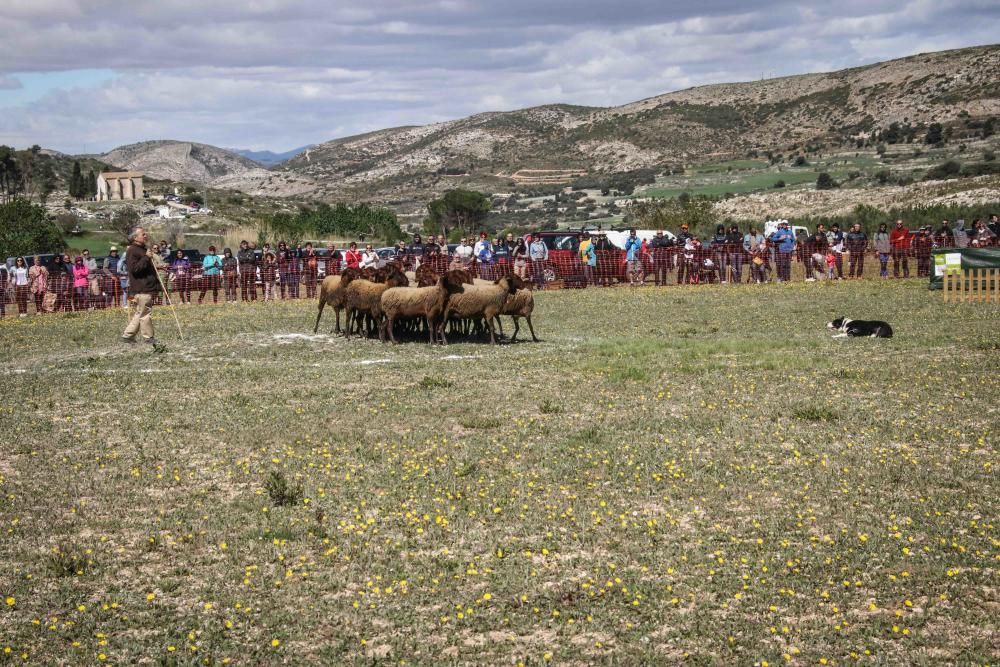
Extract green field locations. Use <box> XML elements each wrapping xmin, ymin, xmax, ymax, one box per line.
<box><xmin>644</xmin><ymin>170</ymin><xmax>820</xmax><ymax>198</ymax></box>
<box><xmin>1</xmin><ymin>281</ymin><xmax>997</xmax><ymax>664</ymax></box>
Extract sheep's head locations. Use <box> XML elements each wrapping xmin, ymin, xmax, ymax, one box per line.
<box><xmin>446</xmin><ymin>269</ymin><xmax>474</xmax><ymax>285</ymax></box>
<box><xmin>416</xmin><ymin>263</ymin><xmax>439</xmax><ymax>287</ymax></box>
<box><xmin>387</xmin><ymin>267</ymin><xmax>409</xmax><ymax>287</ymax></box>
<box><xmin>440</xmin><ymin>273</ymin><xmax>467</xmax><ymax>294</ymax></box>
<box><xmin>340</xmin><ymin>267</ymin><xmax>361</xmax><ymax>285</ymax></box>
<box><xmin>502</xmin><ymin>274</ymin><xmax>526</xmax><ymax>294</ymax></box>
<box><xmin>360</xmin><ymin>267</ymin><xmax>378</xmax><ymax>281</ymax></box>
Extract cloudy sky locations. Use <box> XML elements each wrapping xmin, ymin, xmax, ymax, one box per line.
<box><xmin>0</xmin><ymin>0</ymin><xmax>996</xmax><ymax>155</ymax></box>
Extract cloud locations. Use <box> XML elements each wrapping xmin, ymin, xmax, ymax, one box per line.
<box><xmin>0</xmin><ymin>75</ymin><xmax>22</xmax><ymax>89</ymax></box>
<box><xmin>0</xmin><ymin>0</ymin><xmax>996</xmax><ymax>152</ymax></box>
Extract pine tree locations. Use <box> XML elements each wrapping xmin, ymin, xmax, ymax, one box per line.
<box><xmin>70</xmin><ymin>161</ymin><xmax>83</xmax><ymax>198</ymax></box>
<box><xmin>86</xmin><ymin>170</ymin><xmax>97</xmax><ymax>199</ymax></box>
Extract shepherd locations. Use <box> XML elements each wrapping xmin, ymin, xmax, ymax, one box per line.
<box><xmin>121</xmin><ymin>226</ymin><xmax>160</xmax><ymax>345</ymax></box>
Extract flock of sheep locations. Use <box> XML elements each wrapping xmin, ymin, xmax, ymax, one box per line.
<box><xmin>313</xmin><ymin>263</ymin><xmax>538</xmax><ymax>344</ymax></box>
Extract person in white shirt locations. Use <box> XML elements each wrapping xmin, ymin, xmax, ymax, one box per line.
<box><xmin>360</xmin><ymin>244</ymin><xmax>379</xmax><ymax>269</ymax></box>
<box><xmin>528</xmin><ymin>235</ymin><xmax>548</xmax><ymax>289</ymax></box>
<box><xmin>473</xmin><ymin>232</ymin><xmax>494</xmax><ymax>279</ymax></box>
<box><xmin>10</xmin><ymin>256</ymin><xmax>31</xmax><ymax>317</ymax></box>
<box><xmin>453</xmin><ymin>237</ymin><xmax>474</xmax><ymax>268</ymax></box>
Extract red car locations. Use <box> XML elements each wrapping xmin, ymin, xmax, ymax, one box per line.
<box><xmin>531</xmin><ymin>231</ymin><xmax>663</xmax><ymax>284</ymax></box>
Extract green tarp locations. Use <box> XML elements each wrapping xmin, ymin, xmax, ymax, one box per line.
<box><xmin>929</xmin><ymin>247</ymin><xmax>1000</xmax><ymax>289</ymax></box>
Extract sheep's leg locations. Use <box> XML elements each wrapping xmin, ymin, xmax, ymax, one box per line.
<box><xmin>333</xmin><ymin>306</ymin><xmax>342</xmax><ymax>334</ymax></box>
<box><xmin>510</xmin><ymin>316</ymin><xmax>520</xmax><ymax>342</ymax></box>
<box><xmin>494</xmin><ymin>316</ymin><xmax>505</xmax><ymax>338</ymax></box>
<box><xmin>527</xmin><ymin>315</ymin><xmax>539</xmax><ymax>342</ymax></box>
<box><xmin>487</xmin><ymin>314</ymin><xmax>498</xmax><ymax>344</ymax></box>
<box><xmin>314</xmin><ymin>298</ymin><xmax>326</xmax><ymax>333</ymax></box>
<box><xmin>344</xmin><ymin>308</ymin><xmax>354</xmax><ymax>339</ymax></box>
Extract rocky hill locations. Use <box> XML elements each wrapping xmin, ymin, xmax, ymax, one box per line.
<box><xmin>258</xmin><ymin>44</ymin><xmax>998</xmax><ymax>203</ymax></box>
<box><xmin>98</xmin><ymin>140</ymin><xmax>270</xmax><ymax>185</ymax></box>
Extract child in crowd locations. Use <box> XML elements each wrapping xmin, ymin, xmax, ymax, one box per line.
<box><xmin>261</xmin><ymin>252</ymin><xmax>277</xmax><ymax>302</ymax></box>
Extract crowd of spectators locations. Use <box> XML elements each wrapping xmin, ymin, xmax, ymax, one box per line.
<box><xmin>1</xmin><ymin>214</ymin><xmax>997</xmax><ymax>318</ymax></box>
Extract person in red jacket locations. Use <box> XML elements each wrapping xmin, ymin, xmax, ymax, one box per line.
<box><xmin>344</xmin><ymin>242</ymin><xmax>362</xmax><ymax>269</ymax></box>
<box><xmin>889</xmin><ymin>219</ymin><xmax>911</xmax><ymax>278</ymax></box>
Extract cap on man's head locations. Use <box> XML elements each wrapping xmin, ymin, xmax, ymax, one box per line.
<box><xmin>109</xmin><ymin>246</ymin><xmax>118</xmax><ymax>251</ymax></box>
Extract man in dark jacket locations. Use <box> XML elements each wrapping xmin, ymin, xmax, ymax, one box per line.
<box><xmin>804</xmin><ymin>225</ymin><xmax>828</xmax><ymax>281</ymax></box>
<box><xmin>237</xmin><ymin>240</ymin><xmax>257</xmax><ymax>302</ymax></box>
<box><xmin>121</xmin><ymin>227</ymin><xmax>159</xmax><ymax>344</ymax></box>
<box><xmin>845</xmin><ymin>223</ymin><xmax>867</xmax><ymax>278</ymax></box>
<box><xmin>650</xmin><ymin>230</ymin><xmax>672</xmax><ymax>286</ymax></box>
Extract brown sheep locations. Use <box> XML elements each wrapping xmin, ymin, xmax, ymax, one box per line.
<box><xmin>379</xmin><ymin>272</ymin><xmax>467</xmax><ymax>344</ymax></box>
<box><xmin>343</xmin><ymin>266</ymin><xmax>408</xmax><ymax>339</ymax></box>
<box><xmin>313</xmin><ymin>267</ymin><xmax>361</xmax><ymax>334</ymax></box>
<box><xmin>415</xmin><ymin>263</ymin><xmax>439</xmax><ymax>287</ymax></box>
<box><xmin>442</xmin><ymin>274</ymin><xmax>524</xmax><ymax>344</ymax></box>
<box><xmin>500</xmin><ymin>287</ymin><xmax>538</xmax><ymax>342</ymax></box>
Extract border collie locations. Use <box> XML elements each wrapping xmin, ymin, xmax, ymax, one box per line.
<box><xmin>827</xmin><ymin>317</ymin><xmax>893</xmax><ymax>338</ymax></box>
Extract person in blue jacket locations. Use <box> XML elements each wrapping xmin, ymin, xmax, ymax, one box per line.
<box><xmin>624</xmin><ymin>229</ymin><xmax>642</xmax><ymax>286</ymax></box>
<box><xmin>769</xmin><ymin>222</ymin><xmax>796</xmax><ymax>283</ymax></box>
<box><xmin>199</xmin><ymin>245</ymin><xmax>222</xmax><ymax>304</ymax></box>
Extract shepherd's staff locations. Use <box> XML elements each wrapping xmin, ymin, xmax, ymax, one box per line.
<box><xmin>155</xmin><ymin>269</ymin><xmax>184</xmax><ymax>341</ymax></box>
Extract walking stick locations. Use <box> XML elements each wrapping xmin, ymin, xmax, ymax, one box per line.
<box><xmin>155</xmin><ymin>270</ymin><xmax>184</xmax><ymax>341</ymax></box>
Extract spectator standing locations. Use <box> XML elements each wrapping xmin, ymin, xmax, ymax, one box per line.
<box><xmin>302</xmin><ymin>242</ymin><xmax>319</xmax><ymax>298</ymax></box>
<box><xmin>408</xmin><ymin>235</ymin><xmax>424</xmax><ymax>268</ymax></box>
<box><xmin>221</xmin><ymin>248</ymin><xmax>239</xmax><ymax>302</ymax></box>
<box><xmin>725</xmin><ymin>224</ymin><xmax>744</xmax><ymax>283</ymax></box>
<box><xmin>624</xmin><ymin>228</ymin><xmax>642</xmax><ymax>286</ymax></box>
<box><xmin>675</xmin><ymin>224</ymin><xmax>694</xmax><ymax>284</ymax></box>
<box><xmin>511</xmin><ymin>237</ymin><xmax>528</xmax><ymax>280</ymax></box>
<box><xmin>826</xmin><ymin>223</ymin><xmax>845</xmax><ymax>279</ymax></box>
<box><xmin>361</xmin><ymin>243</ymin><xmax>379</xmax><ymax>269</ymax></box>
<box><xmin>72</xmin><ymin>255</ymin><xmax>90</xmax><ymax>309</ymax></box>
<box><xmin>529</xmin><ymin>234</ymin><xmax>548</xmax><ymax>289</ymax></box>
<box><xmin>935</xmin><ymin>220</ymin><xmax>954</xmax><ymax>248</ymax></box>
<box><xmin>845</xmin><ymin>223</ymin><xmax>867</xmax><ymax>278</ymax></box>
<box><xmin>971</xmin><ymin>219</ymin><xmax>997</xmax><ymax>247</ymax></box>
<box><xmin>237</xmin><ymin>240</ymin><xmax>257</xmax><ymax>301</ymax></box>
<box><xmin>276</xmin><ymin>242</ymin><xmax>291</xmax><ymax>298</ymax></box>
<box><xmin>169</xmin><ymin>249</ymin><xmax>192</xmax><ymax>304</ymax></box>
<box><xmin>344</xmin><ymin>242</ymin><xmax>361</xmax><ymax>270</ymax></box>
<box><xmin>889</xmin><ymin>219</ymin><xmax>911</xmax><ymax>278</ymax></box>
<box><xmin>0</xmin><ymin>262</ymin><xmax>8</xmax><ymax>318</ymax></box>
<box><xmin>199</xmin><ymin>246</ymin><xmax>222</xmax><ymax>304</ymax></box>
<box><xmin>121</xmin><ymin>227</ymin><xmax>159</xmax><ymax>345</ymax></box>
<box><xmin>749</xmin><ymin>241</ymin><xmax>767</xmax><ymax>284</ymax></box>
<box><xmin>803</xmin><ymin>224</ymin><xmax>829</xmax><ymax>281</ymax></box>
<box><xmin>473</xmin><ymin>232</ymin><xmax>493</xmax><ymax>279</ymax></box>
<box><xmin>743</xmin><ymin>226</ymin><xmax>765</xmax><ymax>280</ymax></box>
<box><xmin>582</xmin><ymin>233</ymin><xmax>597</xmax><ymax>286</ymax></box>
<box><xmin>103</xmin><ymin>247</ymin><xmax>123</xmax><ymax>308</ymax></box>
<box><xmin>261</xmin><ymin>252</ymin><xmax>277</xmax><ymax>301</ymax></box>
<box><xmin>913</xmin><ymin>227</ymin><xmax>934</xmax><ymax>276</ymax></box>
<box><xmin>81</xmin><ymin>249</ymin><xmax>100</xmax><ymax>304</ymax></box>
<box><xmin>325</xmin><ymin>242</ymin><xmax>341</xmax><ymax>277</ymax></box>
<box><xmin>11</xmin><ymin>257</ymin><xmax>30</xmax><ymax>316</ymax></box>
<box><xmin>286</xmin><ymin>243</ymin><xmax>302</xmax><ymax>299</ymax></box>
<box><xmin>648</xmin><ymin>230</ymin><xmax>669</xmax><ymax>287</ymax></box>
<box><xmin>709</xmin><ymin>225</ymin><xmax>728</xmax><ymax>283</ymax></box>
<box><xmin>770</xmin><ymin>221</ymin><xmax>796</xmax><ymax>283</ymax></box>
<box><xmin>28</xmin><ymin>255</ymin><xmax>49</xmax><ymax>314</ymax></box>
<box><xmin>989</xmin><ymin>214</ymin><xmax>1000</xmax><ymax>238</ymax></box>
<box><xmin>873</xmin><ymin>223</ymin><xmax>891</xmax><ymax>278</ymax></box>
<box><xmin>452</xmin><ymin>237</ymin><xmax>473</xmax><ymax>269</ymax></box>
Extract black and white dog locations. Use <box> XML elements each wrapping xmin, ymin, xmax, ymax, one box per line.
<box><xmin>827</xmin><ymin>317</ymin><xmax>893</xmax><ymax>338</ymax></box>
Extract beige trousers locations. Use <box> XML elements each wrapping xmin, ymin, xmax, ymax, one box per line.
<box><xmin>123</xmin><ymin>293</ymin><xmax>155</xmax><ymax>340</ymax></box>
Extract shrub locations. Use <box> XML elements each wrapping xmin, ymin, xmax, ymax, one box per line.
<box><xmin>924</xmin><ymin>161</ymin><xmax>962</xmax><ymax>180</ymax></box>
<box><xmin>816</xmin><ymin>173</ymin><xmax>836</xmax><ymax>190</ymax></box>
<box><xmin>265</xmin><ymin>471</ymin><xmax>303</xmax><ymax>507</ymax></box>
<box><xmin>773</xmin><ymin>180</ymin><xmax>786</xmax><ymax>188</ymax></box>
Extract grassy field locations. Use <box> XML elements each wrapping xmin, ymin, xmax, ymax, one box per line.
<box><xmin>0</xmin><ymin>281</ymin><xmax>997</xmax><ymax>665</ymax></box>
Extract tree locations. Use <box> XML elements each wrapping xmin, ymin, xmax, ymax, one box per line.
<box><xmin>54</xmin><ymin>212</ymin><xmax>81</xmax><ymax>235</ymax></box>
<box><xmin>0</xmin><ymin>199</ymin><xmax>65</xmax><ymax>256</ymax></box>
<box><xmin>426</xmin><ymin>189</ymin><xmax>490</xmax><ymax>235</ymax></box>
<box><xmin>625</xmin><ymin>197</ymin><xmax>717</xmax><ymax>237</ymax></box>
<box><xmin>86</xmin><ymin>170</ymin><xmax>97</xmax><ymax>198</ymax></box>
<box><xmin>816</xmin><ymin>173</ymin><xmax>836</xmax><ymax>190</ymax></box>
<box><xmin>925</xmin><ymin>123</ymin><xmax>944</xmax><ymax>145</ymax></box>
<box><xmin>109</xmin><ymin>206</ymin><xmax>141</xmax><ymax>242</ymax></box>
<box><xmin>70</xmin><ymin>161</ymin><xmax>84</xmax><ymax>199</ymax></box>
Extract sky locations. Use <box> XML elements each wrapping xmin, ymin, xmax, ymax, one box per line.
<box><xmin>0</xmin><ymin>0</ymin><xmax>996</xmax><ymax>155</ymax></box>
